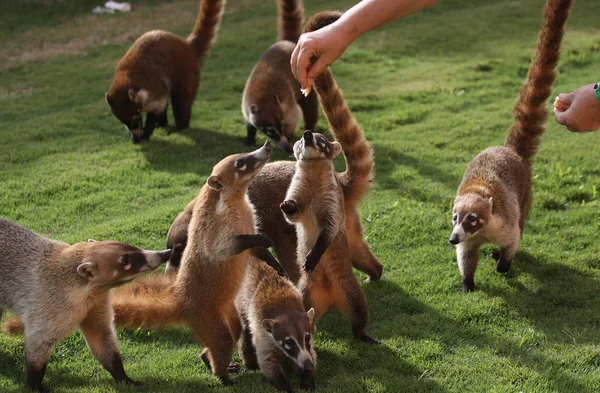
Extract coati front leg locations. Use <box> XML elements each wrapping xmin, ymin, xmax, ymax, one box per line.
<box><xmin>494</xmin><ymin>242</ymin><xmax>520</xmax><ymax>273</ymax></box>
<box><xmin>304</xmin><ymin>230</ymin><xmax>333</xmax><ymax>273</ymax></box>
<box><xmin>298</xmin><ymin>365</ymin><xmax>316</xmax><ymax>391</ymax></box>
<box><xmin>142</xmin><ymin>113</ymin><xmax>158</xmax><ymax>142</ymax></box>
<box><xmin>156</xmin><ymin>105</ymin><xmax>168</xmax><ymax>128</ymax></box>
<box><xmin>171</xmin><ymin>89</ymin><xmax>194</xmax><ymax>131</ymax></box>
<box><xmin>250</xmin><ymin>248</ymin><xmax>287</xmax><ymax>277</ymax></box>
<box><xmin>238</xmin><ymin>323</ymin><xmax>259</xmax><ymax>371</ymax></box>
<box><xmin>258</xmin><ymin>354</ymin><xmax>293</xmax><ymax>393</ymax></box>
<box><xmin>246</xmin><ymin>121</ymin><xmax>258</xmax><ymax>146</ymax></box>
<box><xmin>231</xmin><ymin>234</ymin><xmax>273</xmax><ymax>255</ymax></box>
<box><xmin>79</xmin><ymin>302</ymin><xmax>140</xmax><ymax>385</ymax></box>
<box><xmin>336</xmin><ymin>272</ymin><xmax>379</xmax><ymax>344</ymax></box>
<box><xmin>196</xmin><ymin>317</ymin><xmax>238</xmax><ymax>386</ymax></box>
<box><xmin>24</xmin><ymin>326</ymin><xmax>58</xmax><ymax>392</ymax></box>
<box><xmin>299</xmin><ymin>90</ymin><xmax>319</xmax><ymax>131</ymax></box>
<box><xmin>457</xmin><ymin>241</ymin><xmax>480</xmax><ymax>292</ymax></box>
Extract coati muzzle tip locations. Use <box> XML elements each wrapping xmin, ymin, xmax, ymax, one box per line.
<box><xmin>449</xmin><ymin>233</ymin><xmax>460</xmax><ymax>245</ymax></box>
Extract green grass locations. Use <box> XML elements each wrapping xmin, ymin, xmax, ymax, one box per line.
<box><xmin>1</xmin><ymin>0</ymin><xmax>600</xmax><ymax>392</ymax></box>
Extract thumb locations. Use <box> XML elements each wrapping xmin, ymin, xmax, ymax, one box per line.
<box><xmin>554</xmin><ymin>107</ymin><xmax>570</xmax><ymax>127</ymax></box>
<box><xmin>306</xmin><ymin>57</ymin><xmax>330</xmax><ymax>86</ymax></box>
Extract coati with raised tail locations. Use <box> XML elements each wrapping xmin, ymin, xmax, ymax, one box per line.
<box><xmin>165</xmin><ymin>10</ymin><xmax>381</xmax><ymax>284</ymax></box>
<box><xmin>0</xmin><ymin>218</ymin><xmax>170</xmax><ymax>392</ymax></box>
<box><xmin>109</xmin><ymin>142</ymin><xmax>278</xmax><ymax>386</ymax></box>
<box><xmin>106</xmin><ymin>0</ymin><xmax>225</xmax><ymax>143</ymax></box>
<box><xmin>281</xmin><ymin>130</ymin><xmax>378</xmax><ymax>344</ymax></box>
<box><xmin>449</xmin><ymin>0</ymin><xmax>572</xmax><ymax>292</ymax></box>
<box><xmin>237</xmin><ymin>257</ymin><xmax>316</xmax><ymax>392</ymax></box>
<box><xmin>241</xmin><ymin>0</ymin><xmax>318</xmax><ymax>152</ymax></box>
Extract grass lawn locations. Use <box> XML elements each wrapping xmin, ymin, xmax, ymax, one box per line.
<box><xmin>1</xmin><ymin>0</ymin><xmax>600</xmax><ymax>392</ymax></box>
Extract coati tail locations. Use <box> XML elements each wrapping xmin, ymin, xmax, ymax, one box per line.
<box><xmin>187</xmin><ymin>0</ymin><xmax>226</xmax><ymax>61</ymax></box>
<box><xmin>277</xmin><ymin>0</ymin><xmax>304</xmax><ymax>42</ymax></box>
<box><xmin>2</xmin><ymin>315</ymin><xmax>24</xmax><ymax>336</ymax></box>
<box><xmin>306</xmin><ymin>11</ymin><xmax>374</xmax><ymax>205</ymax></box>
<box><xmin>504</xmin><ymin>0</ymin><xmax>572</xmax><ymax>164</ymax></box>
<box><xmin>112</xmin><ymin>276</ymin><xmax>182</xmax><ymax>330</ymax></box>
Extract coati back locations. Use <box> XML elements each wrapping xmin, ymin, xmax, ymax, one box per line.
<box><xmin>0</xmin><ymin>219</ymin><xmax>170</xmax><ymax>392</ymax></box>
<box><xmin>241</xmin><ymin>0</ymin><xmax>318</xmax><ymax>152</ymax></box>
<box><xmin>281</xmin><ymin>130</ymin><xmax>378</xmax><ymax>344</ymax></box>
<box><xmin>110</xmin><ymin>143</ymin><xmax>278</xmax><ymax>386</ymax></box>
<box><xmin>237</xmin><ymin>257</ymin><xmax>316</xmax><ymax>392</ymax></box>
<box><xmin>449</xmin><ymin>0</ymin><xmax>572</xmax><ymax>292</ymax></box>
<box><xmin>165</xmin><ymin>10</ymin><xmax>381</xmax><ymax>284</ymax></box>
<box><xmin>106</xmin><ymin>0</ymin><xmax>225</xmax><ymax>143</ymax></box>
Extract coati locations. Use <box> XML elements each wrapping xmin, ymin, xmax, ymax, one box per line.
<box><xmin>164</xmin><ymin>10</ymin><xmax>381</xmax><ymax>284</ymax></box>
<box><xmin>241</xmin><ymin>0</ymin><xmax>318</xmax><ymax>152</ymax></box>
<box><xmin>106</xmin><ymin>0</ymin><xmax>225</xmax><ymax>143</ymax></box>
<box><xmin>0</xmin><ymin>218</ymin><xmax>170</xmax><ymax>392</ymax></box>
<box><xmin>449</xmin><ymin>0</ymin><xmax>572</xmax><ymax>292</ymax></box>
<box><xmin>281</xmin><ymin>130</ymin><xmax>378</xmax><ymax>344</ymax></box>
<box><xmin>109</xmin><ymin>142</ymin><xmax>277</xmax><ymax>385</ymax></box>
<box><xmin>237</xmin><ymin>256</ymin><xmax>316</xmax><ymax>392</ymax></box>
<box><xmin>165</xmin><ymin>199</ymin><xmax>195</xmax><ymax>273</ymax></box>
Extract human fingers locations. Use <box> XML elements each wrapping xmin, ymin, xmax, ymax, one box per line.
<box><xmin>558</xmin><ymin>92</ymin><xmax>574</xmax><ymax>105</ymax></box>
<box><xmin>290</xmin><ymin>40</ymin><xmax>301</xmax><ymax>81</ymax></box>
<box><xmin>554</xmin><ymin>107</ymin><xmax>570</xmax><ymax>126</ymax></box>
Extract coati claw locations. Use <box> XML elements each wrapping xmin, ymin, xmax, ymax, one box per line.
<box><xmin>280</xmin><ymin>200</ymin><xmax>298</xmax><ymax>216</ymax></box>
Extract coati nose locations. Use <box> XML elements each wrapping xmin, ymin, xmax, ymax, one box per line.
<box><xmin>303</xmin><ymin>130</ymin><xmax>313</xmax><ymax>141</ymax></box>
<box><xmin>262</xmin><ymin>140</ymin><xmax>271</xmax><ymax>151</ymax></box>
<box><xmin>449</xmin><ymin>233</ymin><xmax>460</xmax><ymax>245</ymax></box>
<box><xmin>303</xmin><ymin>360</ymin><xmax>314</xmax><ymax>371</ymax></box>
<box><xmin>159</xmin><ymin>249</ymin><xmax>172</xmax><ymax>262</ymax></box>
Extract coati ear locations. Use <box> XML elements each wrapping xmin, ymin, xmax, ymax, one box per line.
<box><xmin>330</xmin><ymin>141</ymin><xmax>342</xmax><ymax>158</ymax></box>
<box><xmin>77</xmin><ymin>262</ymin><xmax>97</xmax><ymax>280</ymax></box>
<box><xmin>250</xmin><ymin>104</ymin><xmax>259</xmax><ymax>114</ymax></box>
<box><xmin>105</xmin><ymin>92</ymin><xmax>112</xmax><ymax>106</ymax></box>
<box><xmin>261</xmin><ymin>319</ymin><xmax>276</xmax><ymax>333</ymax></box>
<box><xmin>275</xmin><ymin>94</ymin><xmax>281</xmax><ymax>105</ymax></box>
<box><xmin>87</xmin><ymin>238</ymin><xmax>97</xmax><ymax>243</ymax></box>
<box><xmin>128</xmin><ymin>88</ymin><xmax>137</xmax><ymax>102</ymax></box>
<box><xmin>488</xmin><ymin>197</ymin><xmax>493</xmax><ymax>214</ymax></box>
<box><xmin>306</xmin><ymin>308</ymin><xmax>315</xmax><ymax>323</ymax></box>
<box><xmin>207</xmin><ymin>175</ymin><xmax>223</xmax><ymax>190</ymax></box>
<box><xmin>128</xmin><ymin>88</ymin><xmax>149</xmax><ymax>106</ymax></box>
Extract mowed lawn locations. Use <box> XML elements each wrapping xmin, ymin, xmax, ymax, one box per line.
<box><xmin>1</xmin><ymin>0</ymin><xmax>600</xmax><ymax>392</ymax></box>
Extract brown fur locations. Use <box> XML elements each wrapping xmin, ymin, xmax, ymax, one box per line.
<box><xmin>237</xmin><ymin>257</ymin><xmax>316</xmax><ymax>392</ymax></box>
<box><xmin>165</xmin><ymin>199</ymin><xmax>195</xmax><ymax>273</ymax></box>
<box><xmin>450</xmin><ymin>0</ymin><xmax>572</xmax><ymax>292</ymax></box>
<box><xmin>241</xmin><ymin>0</ymin><xmax>318</xmax><ymax>152</ymax></box>
<box><xmin>0</xmin><ymin>219</ymin><xmax>170</xmax><ymax>392</ymax></box>
<box><xmin>111</xmin><ymin>144</ymin><xmax>274</xmax><ymax>386</ymax></box>
<box><xmin>106</xmin><ymin>0</ymin><xmax>225</xmax><ymax>143</ymax></box>
<box><xmin>281</xmin><ymin>130</ymin><xmax>378</xmax><ymax>345</ymax></box>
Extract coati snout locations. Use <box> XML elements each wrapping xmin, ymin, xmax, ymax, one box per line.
<box><xmin>449</xmin><ymin>195</ymin><xmax>492</xmax><ymax>244</ymax></box>
<box><xmin>262</xmin><ymin>308</ymin><xmax>315</xmax><ymax>371</ymax></box>
<box><xmin>76</xmin><ymin>241</ymin><xmax>171</xmax><ymax>285</ymax></box>
<box><xmin>246</xmin><ymin>101</ymin><xmax>295</xmax><ymax>153</ymax></box>
<box><xmin>207</xmin><ymin>141</ymin><xmax>272</xmax><ymax>192</ymax></box>
<box><xmin>105</xmin><ymin>91</ymin><xmax>145</xmax><ymax>144</ymax></box>
<box><xmin>293</xmin><ymin>130</ymin><xmax>341</xmax><ymax>161</ymax></box>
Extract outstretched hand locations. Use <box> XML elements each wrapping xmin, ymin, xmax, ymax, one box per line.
<box><xmin>554</xmin><ymin>83</ymin><xmax>600</xmax><ymax>133</ymax></box>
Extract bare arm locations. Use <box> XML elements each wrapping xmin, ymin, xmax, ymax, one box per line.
<box><xmin>291</xmin><ymin>0</ymin><xmax>441</xmax><ymax>89</ymax></box>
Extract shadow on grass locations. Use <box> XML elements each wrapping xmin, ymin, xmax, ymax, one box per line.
<box><xmin>0</xmin><ymin>348</ymin><xmax>25</xmax><ymax>390</ymax></box>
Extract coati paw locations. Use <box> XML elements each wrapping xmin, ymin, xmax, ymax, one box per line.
<box><xmin>219</xmin><ymin>375</ymin><xmax>236</xmax><ymax>386</ymax></box>
<box><xmin>356</xmin><ymin>332</ymin><xmax>380</xmax><ymax>345</ymax></box>
<box><xmin>254</xmin><ymin>234</ymin><xmax>274</xmax><ymax>249</ymax></box>
<box><xmin>462</xmin><ymin>278</ymin><xmax>475</xmax><ymax>292</ymax></box>
<box><xmin>490</xmin><ymin>249</ymin><xmax>501</xmax><ymax>261</ymax></box>
<box><xmin>496</xmin><ymin>260</ymin><xmax>512</xmax><ymax>273</ymax></box>
<box><xmin>227</xmin><ymin>362</ymin><xmax>241</xmax><ymax>374</ymax></box>
<box><xmin>280</xmin><ymin>200</ymin><xmax>299</xmax><ymax>216</ymax></box>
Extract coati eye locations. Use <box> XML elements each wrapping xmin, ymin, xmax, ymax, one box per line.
<box><xmin>467</xmin><ymin>214</ymin><xmax>478</xmax><ymax>223</ymax></box>
<box><xmin>452</xmin><ymin>214</ymin><xmax>458</xmax><ymax>222</ymax></box>
<box><xmin>120</xmin><ymin>255</ymin><xmax>130</xmax><ymax>266</ymax></box>
<box><xmin>234</xmin><ymin>160</ymin><xmax>244</xmax><ymax>168</ymax></box>
<box><xmin>284</xmin><ymin>337</ymin><xmax>294</xmax><ymax>347</ymax></box>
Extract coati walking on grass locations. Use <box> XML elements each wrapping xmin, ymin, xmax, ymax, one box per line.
<box><xmin>237</xmin><ymin>257</ymin><xmax>317</xmax><ymax>392</ymax></box>
<box><xmin>449</xmin><ymin>0</ymin><xmax>572</xmax><ymax>292</ymax></box>
<box><xmin>164</xmin><ymin>10</ymin><xmax>381</xmax><ymax>284</ymax></box>
<box><xmin>281</xmin><ymin>129</ymin><xmax>378</xmax><ymax>344</ymax></box>
<box><xmin>106</xmin><ymin>0</ymin><xmax>225</xmax><ymax>143</ymax></box>
<box><xmin>241</xmin><ymin>0</ymin><xmax>318</xmax><ymax>152</ymax></box>
<box><xmin>109</xmin><ymin>142</ymin><xmax>278</xmax><ymax>385</ymax></box>
<box><xmin>0</xmin><ymin>218</ymin><xmax>170</xmax><ymax>392</ymax></box>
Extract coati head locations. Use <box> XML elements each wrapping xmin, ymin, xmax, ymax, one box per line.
<box><xmin>207</xmin><ymin>141</ymin><xmax>272</xmax><ymax>194</ymax></box>
<box><xmin>293</xmin><ymin>130</ymin><xmax>341</xmax><ymax>161</ymax></box>
<box><xmin>262</xmin><ymin>308</ymin><xmax>316</xmax><ymax>371</ymax></box>
<box><xmin>105</xmin><ymin>88</ymin><xmax>148</xmax><ymax>144</ymax></box>
<box><xmin>75</xmin><ymin>240</ymin><xmax>171</xmax><ymax>288</ymax></box>
<box><xmin>449</xmin><ymin>194</ymin><xmax>493</xmax><ymax>244</ymax></box>
<box><xmin>246</xmin><ymin>94</ymin><xmax>300</xmax><ymax>153</ymax></box>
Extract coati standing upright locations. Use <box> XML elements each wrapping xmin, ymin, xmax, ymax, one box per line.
<box><xmin>106</xmin><ymin>0</ymin><xmax>225</xmax><ymax>143</ymax></box>
<box><xmin>0</xmin><ymin>218</ymin><xmax>170</xmax><ymax>392</ymax></box>
<box><xmin>164</xmin><ymin>10</ymin><xmax>381</xmax><ymax>284</ymax></box>
<box><xmin>281</xmin><ymin>130</ymin><xmax>378</xmax><ymax>344</ymax></box>
<box><xmin>237</xmin><ymin>256</ymin><xmax>316</xmax><ymax>392</ymax></box>
<box><xmin>449</xmin><ymin>0</ymin><xmax>572</xmax><ymax>292</ymax></box>
<box><xmin>241</xmin><ymin>0</ymin><xmax>318</xmax><ymax>152</ymax></box>
<box><xmin>110</xmin><ymin>142</ymin><xmax>278</xmax><ymax>386</ymax></box>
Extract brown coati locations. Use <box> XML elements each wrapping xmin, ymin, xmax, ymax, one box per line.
<box><xmin>165</xmin><ymin>199</ymin><xmax>195</xmax><ymax>274</ymax></box>
<box><xmin>106</xmin><ymin>0</ymin><xmax>225</xmax><ymax>143</ymax></box>
<box><xmin>164</xmin><ymin>10</ymin><xmax>381</xmax><ymax>284</ymax></box>
<box><xmin>241</xmin><ymin>0</ymin><xmax>318</xmax><ymax>152</ymax></box>
<box><xmin>0</xmin><ymin>218</ymin><xmax>170</xmax><ymax>392</ymax></box>
<box><xmin>109</xmin><ymin>142</ymin><xmax>279</xmax><ymax>386</ymax></box>
<box><xmin>449</xmin><ymin>0</ymin><xmax>572</xmax><ymax>292</ymax></box>
<box><xmin>237</xmin><ymin>256</ymin><xmax>316</xmax><ymax>392</ymax></box>
<box><xmin>281</xmin><ymin>130</ymin><xmax>378</xmax><ymax>345</ymax></box>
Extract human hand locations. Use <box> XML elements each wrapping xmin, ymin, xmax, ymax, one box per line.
<box><xmin>554</xmin><ymin>83</ymin><xmax>600</xmax><ymax>132</ymax></box>
<box><xmin>290</xmin><ymin>23</ymin><xmax>355</xmax><ymax>91</ymax></box>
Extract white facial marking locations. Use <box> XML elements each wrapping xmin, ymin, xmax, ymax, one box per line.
<box><xmin>123</xmin><ymin>263</ymin><xmax>131</xmax><ymax>271</ymax></box>
<box><xmin>239</xmin><ymin>164</ymin><xmax>247</xmax><ymax>171</ymax></box>
<box><xmin>234</xmin><ymin>172</ymin><xmax>239</xmax><ymax>179</ymax></box>
<box><xmin>112</xmin><ymin>270</ymin><xmax>119</xmax><ymax>278</ymax></box>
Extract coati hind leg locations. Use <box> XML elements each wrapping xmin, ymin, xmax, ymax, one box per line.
<box><xmin>238</xmin><ymin>325</ymin><xmax>259</xmax><ymax>371</ymax></box>
<box><xmin>494</xmin><ymin>241</ymin><xmax>520</xmax><ymax>274</ymax></box>
<box><xmin>79</xmin><ymin>301</ymin><xmax>139</xmax><ymax>385</ymax></box>
<box><xmin>171</xmin><ymin>89</ymin><xmax>194</xmax><ymax>131</ymax></box>
<box><xmin>157</xmin><ymin>105</ymin><xmax>168</xmax><ymax>128</ymax></box>
<box><xmin>24</xmin><ymin>325</ymin><xmax>59</xmax><ymax>392</ymax></box>
<box><xmin>299</xmin><ymin>91</ymin><xmax>319</xmax><ymax>131</ymax></box>
<box><xmin>457</xmin><ymin>242</ymin><xmax>480</xmax><ymax>292</ymax></box>
<box><xmin>246</xmin><ymin>121</ymin><xmax>258</xmax><ymax>146</ymax></box>
<box><xmin>335</xmin><ymin>273</ymin><xmax>379</xmax><ymax>344</ymax></box>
